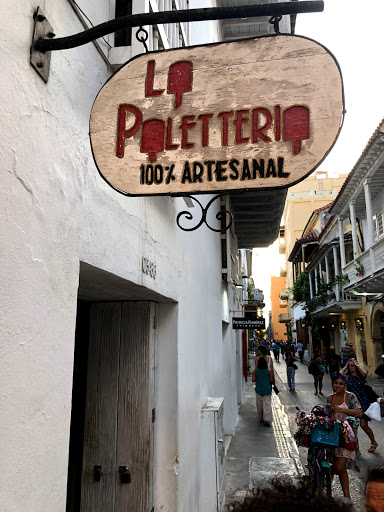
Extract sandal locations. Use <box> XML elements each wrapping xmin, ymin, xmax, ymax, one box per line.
<box><xmin>368</xmin><ymin>443</ymin><xmax>378</xmax><ymax>453</ymax></box>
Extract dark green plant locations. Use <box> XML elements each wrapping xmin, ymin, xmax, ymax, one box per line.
<box><xmin>290</xmin><ymin>271</ymin><xmax>310</xmax><ymax>303</ymax></box>
<box><xmin>291</xmin><ymin>272</ymin><xmax>349</xmax><ymax>313</ymax></box>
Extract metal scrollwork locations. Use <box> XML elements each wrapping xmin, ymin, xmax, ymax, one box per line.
<box><xmin>176</xmin><ymin>194</ymin><xmax>233</xmax><ymax>233</ymax></box>
<box><xmin>136</xmin><ymin>26</ymin><xmax>149</xmax><ymax>53</ymax></box>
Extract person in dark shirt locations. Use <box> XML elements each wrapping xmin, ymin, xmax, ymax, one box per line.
<box><xmin>328</xmin><ymin>346</ymin><xmax>342</xmax><ymax>381</ymax></box>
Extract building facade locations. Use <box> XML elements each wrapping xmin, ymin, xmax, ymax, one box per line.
<box><xmin>277</xmin><ymin>172</ymin><xmax>348</xmax><ymax>347</ymax></box>
<box><xmin>289</xmin><ymin>119</ymin><xmax>384</xmax><ymax>376</ymax></box>
<box><xmin>1</xmin><ymin>1</ymin><xmax>293</xmax><ymax>511</ymax></box>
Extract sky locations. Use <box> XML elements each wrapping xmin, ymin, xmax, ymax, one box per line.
<box><xmin>252</xmin><ymin>0</ymin><xmax>384</xmax><ymax>315</ymax></box>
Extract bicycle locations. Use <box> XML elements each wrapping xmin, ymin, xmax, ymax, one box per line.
<box><xmin>307</xmin><ymin>443</ymin><xmax>333</xmax><ymax>496</ymax></box>
<box><xmin>295</xmin><ymin>405</ymin><xmax>337</xmax><ymax>496</ymax></box>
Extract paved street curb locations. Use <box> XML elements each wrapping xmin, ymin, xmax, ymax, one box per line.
<box><xmin>272</xmin><ymin>389</ymin><xmax>305</xmax><ymax>476</ymax></box>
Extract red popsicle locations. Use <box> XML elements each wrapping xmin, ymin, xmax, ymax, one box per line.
<box><xmin>283</xmin><ymin>106</ymin><xmax>310</xmax><ymax>155</ymax></box>
<box><xmin>141</xmin><ymin>119</ymin><xmax>165</xmax><ymax>162</ymax></box>
<box><xmin>167</xmin><ymin>61</ymin><xmax>193</xmax><ymax>109</ymax></box>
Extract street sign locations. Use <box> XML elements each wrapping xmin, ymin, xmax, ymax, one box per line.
<box><xmin>232</xmin><ymin>317</ymin><xmax>266</xmax><ymax>329</ymax></box>
<box><xmin>90</xmin><ymin>34</ymin><xmax>343</xmax><ymax>196</ymax></box>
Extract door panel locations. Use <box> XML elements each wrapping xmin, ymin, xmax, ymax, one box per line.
<box><xmin>79</xmin><ymin>301</ymin><xmax>155</xmax><ymax>512</ymax></box>
<box><xmin>115</xmin><ymin>302</ymin><xmax>153</xmax><ymax>511</ymax></box>
<box><xmin>81</xmin><ymin>303</ymin><xmax>121</xmax><ymax>511</ymax></box>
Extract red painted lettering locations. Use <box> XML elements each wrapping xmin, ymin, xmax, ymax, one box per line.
<box><xmin>252</xmin><ymin>108</ymin><xmax>272</xmax><ymax>143</ymax></box>
<box><xmin>180</xmin><ymin>115</ymin><xmax>196</xmax><ymax>149</ymax></box>
<box><xmin>198</xmin><ymin>114</ymin><xmax>213</xmax><ymax>147</ymax></box>
<box><xmin>116</xmin><ymin>105</ymin><xmax>143</xmax><ymax>158</ymax></box>
<box><xmin>145</xmin><ymin>60</ymin><xmax>164</xmax><ymax>98</ymax></box>
<box><xmin>166</xmin><ymin>118</ymin><xmax>179</xmax><ymax>150</ymax></box>
<box><xmin>234</xmin><ymin>110</ymin><xmax>250</xmax><ymax>144</ymax></box>
<box><xmin>218</xmin><ymin>111</ymin><xmax>233</xmax><ymax>146</ymax></box>
<box><xmin>275</xmin><ymin>105</ymin><xmax>281</xmax><ymax>141</ymax></box>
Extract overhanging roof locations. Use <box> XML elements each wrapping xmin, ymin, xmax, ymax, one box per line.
<box><xmin>330</xmin><ymin>119</ymin><xmax>384</xmax><ymax>217</ymax></box>
<box><xmin>230</xmin><ymin>188</ymin><xmax>287</xmax><ymax>248</ymax></box>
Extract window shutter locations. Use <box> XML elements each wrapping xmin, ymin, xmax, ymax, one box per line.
<box><xmin>373</xmin><ymin>214</ymin><xmax>378</xmax><ymax>241</ymax></box>
<box><xmin>378</xmin><ymin>212</ymin><xmax>384</xmax><ymax>239</ymax></box>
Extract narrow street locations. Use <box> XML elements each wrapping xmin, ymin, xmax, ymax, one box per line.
<box><xmin>226</xmin><ymin>353</ymin><xmax>384</xmax><ymax>510</ymax></box>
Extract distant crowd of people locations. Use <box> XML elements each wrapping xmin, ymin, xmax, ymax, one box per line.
<box><xmin>251</xmin><ymin>337</ymin><xmax>384</xmax><ymax>505</ymax></box>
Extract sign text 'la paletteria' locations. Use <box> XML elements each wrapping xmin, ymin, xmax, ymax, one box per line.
<box><xmin>90</xmin><ymin>35</ymin><xmax>344</xmax><ymax>196</ymax></box>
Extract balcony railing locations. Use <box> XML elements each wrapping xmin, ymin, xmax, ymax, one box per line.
<box><xmin>280</xmin><ymin>263</ymin><xmax>287</xmax><ymax>277</ymax></box>
<box><xmin>343</xmin><ymin>236</ymin><xmax>384</xmax><ymax>288</ymax></box>
<box><xmin>278</xmin><ymin>312</ymin><xmax>292</xmax><ymax>323</ymax></box>
<box><xmin>279</xmin><ymin>237</ymin><xmax>286</xmax><ymax>254</ymax></box>
<box><xmin>280</xmin><ymin>288</ymin><xmax>289</xmax><ymax>299</ymax></box>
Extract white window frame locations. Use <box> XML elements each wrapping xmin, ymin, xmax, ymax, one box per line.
<box><xmin>373</xmin><ymin>211</ymin><xmax>384</xmax><ymax>241</ymax></box>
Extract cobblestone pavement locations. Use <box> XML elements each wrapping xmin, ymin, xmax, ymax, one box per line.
<box><xmin>274</xmin><ymin>355</ymin><xmax>384</xmax><ymax>511</ymax></box>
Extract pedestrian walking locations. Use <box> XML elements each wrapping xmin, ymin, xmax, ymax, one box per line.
<box><xmin>327</xmin><ymin>375</ymin><xmax>362</xmax><ymax>503</ymax></box>
<box><xmin>297</xmin><ymin>339</ymin><xmax>304</xmax><ymax>363</ymax></box>
<box><xmin>252</xmin><ymin>345</ymin><xmax>275</xmax><ymax>426</ymax></box>
<box><xmin>308</xmin><ymin>348</ymin><xmax>325</xmax><ymax>395</ymax></box>
<box><xmin>328</xmin><ymin>345</ymin><xmax>342</xmax><ymax>380</ymax></box>
<box><xmin>272</xmin><ymin>341</ymin><xmax>280</xmax><ymax>362</ymax></box>
<box><xmin>340</xmin><ymin>358</ymin><xmax>379</xmax><ymax>453</ymax></box>
<box><xmin>286</xmin><ymin>351</ymin><xmax>297</xmax><ymax>391</ymax></box>
<box><xmin>340</xmin><ymin>340</ymin><xmax>356</xmax><ymax>367</ymax></box>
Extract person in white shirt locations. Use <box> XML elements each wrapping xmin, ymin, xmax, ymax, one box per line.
<box><xmin>297</xmin><ymin>340</ymin><xmax>304</xmax><ymax>363</ymax></box>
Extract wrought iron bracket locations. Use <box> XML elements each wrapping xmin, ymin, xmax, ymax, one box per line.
<box><xmin>177</xmin><ymin>195</ymin><xmax>232</xmax><ymax>233</ymax></box>
<box><xmin>30</xmin><ymin>7</ymin><xmax>55</xmax><ymax>83</ymax></box>
<box><xmin>30</xmin><ymin>2</ymin><xmax>324</xmax><ymax>81</ymax></box>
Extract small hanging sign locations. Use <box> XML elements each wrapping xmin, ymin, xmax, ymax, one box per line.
<box><xmin>232</xmin><ymin>318</ymin><xmax>266</xmax><ymax>330</ymax></box>
<box><xmin>90</xmin><ymin>34</ymin><xmax>344</xmax><ymax>196</ymax></box>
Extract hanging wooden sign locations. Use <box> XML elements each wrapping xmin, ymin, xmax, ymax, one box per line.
<box><xmin>90</xmin><ymin>34</ymin><xmax>344</xmax><ymax>196</ymax></box>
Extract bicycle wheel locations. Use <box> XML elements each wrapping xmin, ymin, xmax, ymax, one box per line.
<box><xmin>323</xmin><ymin>467</ymin><xmax>332</xmax><ymax>496</ymax></box>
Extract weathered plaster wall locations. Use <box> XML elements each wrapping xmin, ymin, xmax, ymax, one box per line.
<box><xmin>0</xmin><ymin>2</ymin><xmax>236</xmax><ymax>511</ymax></box>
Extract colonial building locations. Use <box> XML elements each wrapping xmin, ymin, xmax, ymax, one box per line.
<box><xmin>276</xmin><ymin>172</ymin><xmax>347</xmax><ymax>348</ymax></box>
<box><xmin>289</xmin><ymin>119</ymin><xmax>384</xmax><ymax>376</ymax></box>
<box><xmin>1</xmin><ymin>1</ymin><xmax>293</xmax><ymax>511</ymax></box>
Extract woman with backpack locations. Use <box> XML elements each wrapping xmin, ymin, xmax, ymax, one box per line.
<box><xmin>308</xmin><ymin>348</ymin><xmax>325</xmax><ymax>395</ymax></box>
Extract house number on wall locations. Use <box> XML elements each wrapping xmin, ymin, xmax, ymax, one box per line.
<box><xmin>142</xmin><ymin>257</ymin><xmax>157</xmax><ymax>279</ymax></box>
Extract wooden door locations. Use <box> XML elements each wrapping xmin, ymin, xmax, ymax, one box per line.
<box><xmin>80</xmin><ymin>302</ymin><xmax>155</xmax><ymax>512</ymax></box>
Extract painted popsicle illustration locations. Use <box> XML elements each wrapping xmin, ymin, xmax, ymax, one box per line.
<box><xmin>141</xmin><ymin>119</ymin><xmax>165</xmax><ymax>162</ymax></box>
<box><xmin>167</xmin><ymin>61</ymin><xmax>193</xmax><ymax>109</ymax></box>
<box><xmin>283</xmin><ymin>106</ymin><xmax>310</xmax><ymax>155</ymax></box>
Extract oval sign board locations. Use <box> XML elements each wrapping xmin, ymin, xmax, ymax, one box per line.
<box><xmin>90</xmin><ymin>34</ymin><xmax>344</xmax><ymax>196</ymax></box>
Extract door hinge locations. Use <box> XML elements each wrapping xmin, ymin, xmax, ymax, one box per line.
<box><xmin>152</xmin><ymin>408</ymin><xmax>156</xmax><ymax>423</ymax></box>
<box><xmin>153</xmin><ymin>315</ymin><xmax>158</xmax><ymax>329</ymax></box>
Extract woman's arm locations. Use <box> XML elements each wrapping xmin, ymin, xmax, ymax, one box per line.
<box><xmin>339</xmin><ymin>365</ymin><xmax>349</xmax><ymax>379</ymax></box>
<box><xmin>353</xmin><ymin>358</ymin><xmax>368</xmax><ymax>378</ymax></box>
<box><xmin>332</xmin><ymin>406</ymin><xmax>362</xmax><ymax>417</ymax></box>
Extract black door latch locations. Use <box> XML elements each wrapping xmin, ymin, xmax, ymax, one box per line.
<box><xmin>119</xmin><ymin>466</ymin><xmax>132</xmax><ymax>484</ymax></box>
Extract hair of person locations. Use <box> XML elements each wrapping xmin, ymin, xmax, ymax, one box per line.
<box><xmin>345</xmin><ymin>358</ymin><xmax>362</xmax><ymax>377</ymax></box>
<box><xmin>225</xmin><ymin>476</ymin><xmax>352</xmax><ymax>512</ymax></box>
<box><xmin>314</xmin><ymin>348</ymin><xmax>320</xmax><ymax>356</ymax></box>
<box><xmin>332</xmin><ymin>374</ymin><xmax>346</xmax><ymax>391</ymax></box>
<box><xmin>258</xmin><ymin>345</ymin><xmax>268</xmax><ymax>356</ymax></box>
<box><xmin>367</xmin><ymin>465</ymin><xmax>384</xmax><ymax>485</ymax></box>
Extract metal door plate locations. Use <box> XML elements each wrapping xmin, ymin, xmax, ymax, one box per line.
<box><xmin>30</xmin><ymin>7</ymin><xmax>53</xmax><ymax>83</ymax></box>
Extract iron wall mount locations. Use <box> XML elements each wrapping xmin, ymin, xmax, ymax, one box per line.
<box><xmin>30</xmin><ymin>2</ymin><xmax>324</xmax><ymax>81</ymax></box>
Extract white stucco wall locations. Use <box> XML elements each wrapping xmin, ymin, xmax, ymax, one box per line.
<box><xmin>0</xmin><ymin>2</ymin><xmax>241</xmax><ymax>511</ymax></box>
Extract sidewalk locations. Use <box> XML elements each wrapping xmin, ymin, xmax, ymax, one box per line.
<box><xmin>224</xmin><ymin>351</ymin><xmax>384</xmax><ymax>507</ymax></box>
<box><xmin>224</xmin><ymin>357</ymin><xmax>303</xmax><ymax>505</ymax></box>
